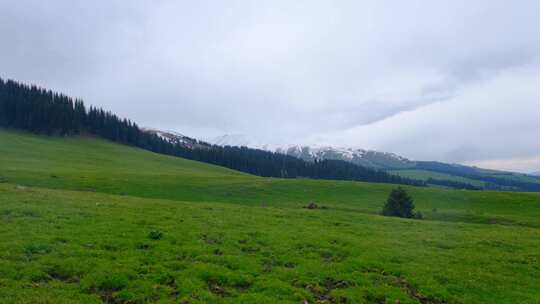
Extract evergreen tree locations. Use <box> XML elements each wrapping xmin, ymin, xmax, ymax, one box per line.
<box><xmin>382</xmin><ymin>187</ymin><xmax>415</xmax><ymax>218</ymax></box>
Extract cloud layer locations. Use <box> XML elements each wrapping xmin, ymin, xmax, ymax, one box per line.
<box><xmin>1</xmin><ymin>0</ymin><xmax>539</xmax><ymax>171</ymax></box>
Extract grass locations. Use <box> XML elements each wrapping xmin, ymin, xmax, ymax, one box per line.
<box><xmin>388</xmin><ymin>170</ymin><xmax>486</xmax><ymax>188</ymax></box>
<box><xmin>390</xmin><ymin>168</ymin><xmax>540</xmax><ymax>190</ymax></box>
<box><xmin>1</xmin><ymin>129</ymin><xmax>540</xmax><ymax>303</ymax></box>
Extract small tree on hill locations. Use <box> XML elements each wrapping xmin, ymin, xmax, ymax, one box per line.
<box><xmin>382</xmin><ymin>187</ymin><xmax>416</xmax><ymax>218</ymax></box>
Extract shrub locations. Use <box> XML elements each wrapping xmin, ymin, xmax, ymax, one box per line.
<box><xmin>148</xmin><ymin>230</ymin><xmax>163</xmax><ymax>240</ymax></box>
<box><xmin>382</xmin><ymin>187</ymin><xmax>416</xmax><ymax>218</ymax></box>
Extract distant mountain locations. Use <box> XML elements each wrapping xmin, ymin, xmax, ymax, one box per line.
<box><xmin>207</xmin><ymin>134</ymin><xmax>414</xmax><ymax>169</ymax></box>
<box><xmin>208</xmin><ymin>134</ymin><xmax>279</xmax><ymax>151</ymax></box>
<box><xmin>207</xmin><ymin>134</ymin><xmax>540</xmax><ymax>192</ymax></box>
<box><xmin>277</xmin><ymin>145</ymin><xmax>414</xmax><ymax>169</ymax></box>
<box><xmin>531</xmin><ymin>171</ymin><xmax>540</xmax><ymax>177</ymax></box>
<box><xmin>144</xmin><ymin>129</ymin><xmax>212</xmax><ymax>150</ymax></box>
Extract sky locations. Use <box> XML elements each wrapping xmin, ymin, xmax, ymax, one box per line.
<box><xmin>1</xmin><ymin>0</ymin><xmax>540</xmax><ymax>172</ymax></box>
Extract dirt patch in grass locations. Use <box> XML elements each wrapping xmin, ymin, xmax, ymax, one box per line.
<box><xmin>302</xmin><ymin>278</ymin><xmax>352</xmax><ymax>304</ymax></box>
<box><xmin>363</xmin><ymin>291</ymin><xmax>386</xmax><ymax>304</ymax></box>
<box><xmin>200</xmin><ymin>233</ymin><xmax>222</xmax><ymax>245</ymax></box>
<box><xmin>363</xmin><ymin>267</ymin><xmax>448</xmax><ymax>304</ymax></box>
<box><xmin>207</xmin><ymin>279</ymin><xmax>229</xmax><ymax>297</ymax></box>
<box><xmin>45</xmin><ymin>264</ymin><xmax>81</xmax><ymax>283</ymax></box>
<box><xmin>304</xmin><ymin>202</ymin><xmax>328</xmax><ymax>210</ymax></box>
<box><xmin>392</xmin><ymin>277</ymin><xmax>448</xmax><ymax>304</ymax></box>
<box><xmin>206</xmin><ymin>276</ymin><xmax>252</xmax><ymax>298</ymax></box>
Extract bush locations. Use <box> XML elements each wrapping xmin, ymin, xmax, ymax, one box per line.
<box><xmin>148</xmin><ymin>230</ymin><xmax>163</xmax><ymax>240</ymax></box>
<box><xmin>382</xmin><ymin>187</ymin><xmax>416</xmax><ymax>218</ymax></box>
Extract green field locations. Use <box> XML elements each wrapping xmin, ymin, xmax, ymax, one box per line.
<box><xmin>388</xmin><ymin>170</ymin><xmax>486</xmax><ymax>188</ymax></box>
<box><xmin>1</xmin><ymin>129</ymin><xmax>540</xmax><ymax>303</ymax></box>
<box><xmin>388</xmin><ymin>165</ymin><xmax>540</xmax><ymax>192</ymax></box>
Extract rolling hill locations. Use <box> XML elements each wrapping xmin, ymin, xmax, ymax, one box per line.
<box><xmin>1</xmin><ymin>129</ymin><xmax>540</xmax><ymax>303</ymax></box>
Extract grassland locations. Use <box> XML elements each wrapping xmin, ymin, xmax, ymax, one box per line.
<box><xmin>1</xmin><ymin>129</ymin><xmax>540</xmax><ymax>303</ymax></box>
<box><xmin>388</xmin><ymin>170</ymin><xmax>486</xmax><ymax>188</ymax></box>
<box><xmin>397</xmin><ymin>166</ymin><xmax>540</xmax><ymax>192</ymax></box>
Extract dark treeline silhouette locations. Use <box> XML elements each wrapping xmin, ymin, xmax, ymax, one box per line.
<box><xmin>0</xmin><ymin>77</ymin><xmax>425</xmax><ymax>186</ymax></box>
<box><xmin>426</xmin><ymin>178</ymin><xmax>481</xmax><ymax>190</ymax></box>
<box><xmin>416</xmin><ymin>161</ymin><xmax>540</xmax><ymax>192</ymax></box>
<box><xmin>481</xmin><ymin>179</ymin><xmax>540</xmax><ymax>192</ymax></box>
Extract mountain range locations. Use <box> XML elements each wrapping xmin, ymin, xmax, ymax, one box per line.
<box><xmin>143</xmin><ymin>129</ymin><xmax>211</xmax><ymax>150</ymax></box>
<box><xmin>208</xmin><ymin>134</ymin><xmax>413</xmax><ymax>169</ymax></box>
<box><xmin>145</xmin><ymin>131</ymin><xmax>540</xmax><ymax>191</ymax></box>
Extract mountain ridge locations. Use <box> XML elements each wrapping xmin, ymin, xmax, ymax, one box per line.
<box><xmin>202</xmin><ymin>133</ymin><xmax>540</xmax><ymax>191</ymax></box>
<box><xmin>143</xmin><ymin>128</ymin><xmax>211</xmax><ymax>150</ymax></box>
<box><xmin>207</xmin><ymin>134</ymin><xmax>415</xmax><ymax>169</ymax></box>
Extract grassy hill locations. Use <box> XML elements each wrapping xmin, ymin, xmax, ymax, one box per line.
<box><xmin>1</xmin><ymin>129</ymin><xmax>540</xmax><ymax>303</ymax></box>
<box><xmin>389</xmin><ymin>162</ymin><xmax>540</xmax><ymax>191</ymax></box>
<box><xmin>388</xmin><ymin>170</ymin><xmax>487</xmax><ymax>188</ymax></box>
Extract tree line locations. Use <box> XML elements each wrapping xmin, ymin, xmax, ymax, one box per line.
<box><xmin>426</xmin><ymin>178</ymin><xmax>480</xmax><ymax>190</ymax></box>
<box><xmin>0</xmin><ymin>77</ymin><xmax>425</xmax><ymax>186</ymax></box>
<box><xmin>416</xmin><ymin>161</ymin><xmax>540</xmax><ymax>192</ymax></box>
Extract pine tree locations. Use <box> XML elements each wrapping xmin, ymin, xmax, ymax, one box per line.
<box><xmin>382</xmin><ymin>187</ymin><xmax>415</xmax><ymax>218</ymax></box>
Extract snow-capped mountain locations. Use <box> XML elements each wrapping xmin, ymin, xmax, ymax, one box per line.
<box><xmin>208</xmin><ymin>134</ymin><xmax>414</xmax><ymax>169</ymax></box>
<box><xmin>208</xmin><ymin>134</ymin><xmax>280</xmax><ymax>151</ymax></box>
<box><xmin>146</xmin><ymin>130</ymin><xmax>540</xmax><ymax>191</ymax></box>
<box><xmin>144</xmin><ymin>131</ymin><xmax>413</xmax><ymax>170</ymax></box>
<box><xmin>143</xmin><ymin>129</ymin><xmax>211</xmax><ymax>150</ymax></box>
<box><xmin>276</xmin><ymin>145</ymin><xmax>414</xmax><ymax>169</ymax></box>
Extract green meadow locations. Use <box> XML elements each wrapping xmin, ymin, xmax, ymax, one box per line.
<box><xmin>388</xmin><ymin>170</ymin><xmax>487</xmax><ymax>188</ymax></box>
<box><xmin>1</xmin><ymin>129</ymin><xmax>540</xmax><ymax>303</ymax></box>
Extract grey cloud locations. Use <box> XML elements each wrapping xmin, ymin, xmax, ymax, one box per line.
<box><xmin>2</xmin><ymin>0</ymin><xmax>540</xmax><ymax>171</ymax></box>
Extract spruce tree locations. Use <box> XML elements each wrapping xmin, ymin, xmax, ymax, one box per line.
<box><xmin>382</xmin><ymin>187</ymin><xmax>415</xmax><ymax>218</ymax></box>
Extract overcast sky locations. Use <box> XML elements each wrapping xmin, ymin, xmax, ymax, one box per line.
<box><xmin>2</xmin><ymin>0</ymin><xmax>540</xmax><ymax>172</ymax></box>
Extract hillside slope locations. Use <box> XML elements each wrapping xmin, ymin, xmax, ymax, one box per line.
<box><xmin>1</xmin><ymin>129</ymin><xmax>539</xmax><ymax>219</ymax></box>
<box><xmin>0</xmin><ymin>129</ymin><xmax>256</xmax><ymax>203</ymax></box>
<box><xmin>2</xmin><ymin>129</ymin><xmax>540</xmax><ymax>303</ymax></box>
